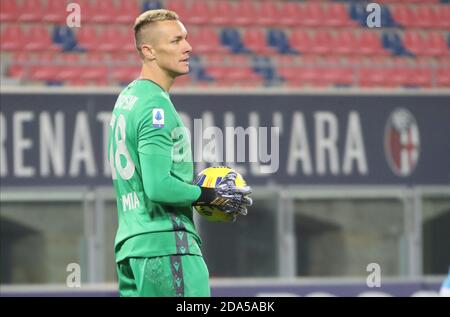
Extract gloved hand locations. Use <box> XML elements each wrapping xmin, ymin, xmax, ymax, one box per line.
<box><xmin>193</xmin><ymin>171</ymin><xmax>252</xmax><ymax>216</ymax></box>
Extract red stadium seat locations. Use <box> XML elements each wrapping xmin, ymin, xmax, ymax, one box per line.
<box><xmin>115</xmin><ymin>1</ymin><xmax>140</xmax><ymax>24</ymax></box>
<box><xmin>404</xmin><ymin>31</ymin><xmax>449</xmax><ymax>56</ymax></box>
<box><xmin>97</xmin><ymin>27</ymin><xmax>122</xmax><ymax>52</ymax></box>
<box><xmin>36</xmin><ymin>52</ymin><xmax>59</xmax><ymax>63</ymax></box>
<box><xmin>392</xmin><ymin>5</ymin><xmax>414</xmax><ymax>27</ymax></box>
<box><xmin>427</xmin><ymin>32</ymin><xmax>450</xmax><ymax>57</ymax></box>
<box><xmin>12</xmin><ymin>52</ymin><xmax>32</xmax><ymax>64</ymax></box>
<box><xmin>84</xmin><ymin>52</ymin><xmax>103</xmax><ymax>63</ymax></box>
<box><xmin>289</xmin><ymin>30</ymin><xmax>313</xmax><ymax>54</ymax></box>
<box><xmin>334</xmin><ymin>68</ymin><xmax>354</xmax><ymax>86</ymax></box>
<box><xmin>389</xmin><ymin>58</ymin><xmax>414</xmax><ymax>87</ymax></box>
<box><xmin>203</xmin><ymin>54</ymin><xmax>228</xmax><ymax>68</ymax></box>
<box><xmin>110</xmin><ymin>52</ymin><xmax>133</xmax><ymax>63</ymax></box>
<box><xmin>357</xmin><ymin>31</ymin><xmax>389</xmax><ymax>56</ymax></box>
<box><xmin>130</xmin><ymin>53</ymin><xmax>141</xmax><ymax>65</ymax></box>
<box><xmin>345</xmin><ymin>56</ymin><xmax>364</xmax><ymax>68</ymax></box>
<box><xmin>77</xmin><ymin>0</ymin><xmax>97</xmax><ymax>23</ymax></box>
<box><xmin>310</xmin><ymin>30</ymin><xmax>333</xmax><ymax>55</ymax></box>
<box><xmin>273</xmin><ymin>55</ymin><xmax>298</xmax><ymax>67</ymax></box>
<box><xmin>436</xmin><ymin>69</ymin><xmax>450</xmax><ymax>87</ymax></box>
<box><xmin>206</xmin><ymin>55</ymin><xmax>262</xmax><ymax>86</ymax></box>
<box><xmin>85</xmin><ymin>52</ymin><xmax>111</xmax><ymax>69</ymax></box>
<box><xmin>321</xmin><ymin>64</ymin><xmax>354</xmax><ymax>86</ymax></box>
<box><xmin>172</xmin><ymin>75</ymin><xmax>192</xmax><ymax>87</ymax></box>
<box><xmin>256</xmin><ymin>2</ymin><xmax>280</xmax><ymax>26</ymax></box>
<box><xmin>9</xmin><ymin>65</ymin><xmax>26</xmax><ymax>80</ymax></box>
<box><xmin>225</xmin><ymin>67</ymin><xmax>257</xmax><ymax>82</ymax></box>
<box><xmin>391</xmin><ymin>67</ymin><xmax>428</xmax><ymax>88</ymax></box>
<box><xmin>296</xmin><ymin>67</ymin><xmax>323</xmax><ymax>87</ymax></box>
<box><xmin>414</xmin><ymin>5</ymin><xmax>436</xmax><ymax>28</ymax></box>
<box><xmin>404</xmin><ymin>31</ymin><xmax>425</xmax><ymax>56</ymax></box>
<box><xmin>390</xmin><ymin>69</ymin><xmax>410</xmax><ymax>87</ymax></box>
<box><xmin>43</xmin><ymin>0</ymin><xmax>67</xmax><ymax>23</ymax></box>
<box><xmin>27</xmin><ymin>52</ymin><xmax>59</xmax><ymax>81</ymax></box>
<box><xmin>242</xmin><ymin>29</ymin><xmax>275</xmax><ymax>55</ymax></box>
<box><xmin>413</xmin><ymin>68</ymin><xmax>432</xmax><ymax>87</ymax></box>
<box><xmin>53</xmin><ymin>54</ymin><xmax>83</xmax><ymax>82</ymax></box>
<box><xmin>29</xmin><ymin>64</ymin><xmax>59</xmax><ymax>82</ymax></box>
<box><xmin>24</xmin><ymin>27</ymin><xmax>60</xmax><ymax>52</ymax></box>
<box><xmin>233</xmin><ymin>1</ymin><xmax>255</xmax><ymax>26</ymax></box>
<box><xmin>302</xmin><ymin>2</ymin><xmax>325</xmax><ymax>27</ymax></box>
<box><xmin>80</xmin><ymin>65</ymin><xmax>108</xmax><ymax>82</ymax></box>
<box><xmin>88</xmin><ymin>0</ymin><xmax>118</xmax><ymax>24</ymax></box>
<box><xmin>190</xmin><ymin>28</ymin><xmax>228</xmax><ymax>54</ymax></box>
<box><xmin>210</xmin><ymin>1</ymin><xmax>234</xmax><ymax>26</ymax></box>
<box><xmin>122</xmin><ymin>28</ymin><xmax>137</xmax><ymax>52</ymax></box>
<box><xmin>166</xmin><ymin>0</ymin><xmax>188</xmax><ymax>21</ymax></box>
<box><xmin>327</xmin><ymin>3</ymin><xmax>356</xmax><ymax>27</ymax></box>
<box><xmin>228</xmin><ymin>55</ymin><xmax>251</xmax><ymax>68</ymax></box>
<box><xmin>111</xmin><ymin>66</ymin><xmax>140</xmax><ymax>83</ymax></box>
<box><xmin>436</xmin><ymin>5</ymin><xmax>450</xmax><ymax>29</ymax></box>
<box><xmin>278</xmin><ymin>2</ymin><xmax>302</xmax><ymax>27</ymax></box>
<box><xmin>18</xmin><ymin>0</ymin><xmax>42</xmax><ymax>22</ymax></box>
<box><xmin>0</xmin><ymin>26</ymin><xmax>24</xmax><ymax>51</ymax></box>
<box><xmin>334</xmin><ymin>31</ymin><xmax>357</xmax><ymax>55</ymax></box>
<box><xmin>77</xmin><ymin>26</ymin><xmax>99</xmax><ymax>51</ymax></box>
<box><xmin>404</xmin><ymin>59</ymin><xmax>432</xmax><ymax>87</ymax></box>
<box><xmin>358</xmin><ymin>67</ymin><xmax>390</xmax><ymax>87</ymax></box>
<box><xmin>0</xmin><ymin>0</ymin><xmax>19</xmax><ymax>22</ymax></box>
<box><xmin>277</xmin><ymin>65</ymin><xmax>298</xmax><ymax>83</ymax></box>
<box><xmin>279</xmin><ymin>55</ymin><xmax>321</xmax><ymax>86</ymax></box>
<box><xmin>205</xmin><ymin>66</ymin><xmax>228</xmax><ymax>82</ymax></box>
<box><xmin>185</xmin><ymin>1</ymin><xmax>210</xmax><ymax>25</ymax></box>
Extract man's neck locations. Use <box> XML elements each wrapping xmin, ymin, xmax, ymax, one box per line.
<box><xmin>139</xmin><ymin>62</ymin><xmax>174</xmax><ymax>92</ymax></box>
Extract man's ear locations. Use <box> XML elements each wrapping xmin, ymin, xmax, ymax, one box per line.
<box><xmin>141</xmin><ymin>44</ymin><xmax>156</xmax><ymax>61</ymax></box>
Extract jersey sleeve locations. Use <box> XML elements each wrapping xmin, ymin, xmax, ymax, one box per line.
<box><xmin>135</xmin><ymin>96</ymin><xmax>201</xmax><ymax>205</ymax></box>
<box><xmin>137</xmin><ymin>96</ymin><xmax>175</xmax><ymax>157</ymax></box>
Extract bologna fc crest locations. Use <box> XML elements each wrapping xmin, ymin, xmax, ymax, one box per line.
<box><xmin>384</xmin><ymin>108</ymin><xmax>420</xmax><ymax>177</ymax></box>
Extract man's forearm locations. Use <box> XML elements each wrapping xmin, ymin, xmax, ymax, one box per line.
<box><xmin>140</xmin><ymin>152</ymin><xmax>200</xmax><ymax>205</ymax></box>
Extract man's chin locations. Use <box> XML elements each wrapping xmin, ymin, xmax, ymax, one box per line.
<box><xmin>168</xmin><ymin>67</ymin><xmax>190</xmax><ymax>79</ymax></box>
<box><xmin>175</xmin><ymin>69</ymin><xmax>190</xmax><ymax>77</ymax></box>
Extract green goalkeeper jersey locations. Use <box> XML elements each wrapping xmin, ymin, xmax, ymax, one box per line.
<box><xmin>108</xmin><ymin>79</ymin><xmax>202</xmax><ymax>263</ymax></box>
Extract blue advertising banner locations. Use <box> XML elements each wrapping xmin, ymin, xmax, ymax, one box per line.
<box><xmin>0</xmin><ymin>93</ymin><xmax>449</xmax><ymax>186</ymax></box>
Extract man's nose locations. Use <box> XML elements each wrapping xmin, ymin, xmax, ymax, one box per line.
<box><xmin>185</xmin><ymin>40</ymin><xmax>192</xmax><ymax>54</ymax></box>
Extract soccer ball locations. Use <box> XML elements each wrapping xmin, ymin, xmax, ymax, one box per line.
<box><xmin>193</xmin><ymin>166</ymin><xmax>247</xmax><ymax>222</ymax></box>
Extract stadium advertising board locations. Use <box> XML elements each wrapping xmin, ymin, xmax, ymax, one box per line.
<box><xmin>1</xmin><ymin>93</ymin><xmax>449</xmax><ymax>186</ymax></box>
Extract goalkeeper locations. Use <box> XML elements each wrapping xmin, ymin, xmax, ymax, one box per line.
<box><xmin>108</xmin><ymin>10</ymin><xmax>252</xmax><ymax>297</ymax></box>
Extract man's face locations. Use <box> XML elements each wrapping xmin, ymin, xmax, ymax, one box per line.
<box><xmin>149</xmin><ymin>20</ymin><xmax>192</xmax><ymax>77</ymax></box>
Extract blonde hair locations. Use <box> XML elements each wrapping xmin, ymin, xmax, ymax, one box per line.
<box><xmin>134</xmin><ymin>9</ymin><xmax>179</xmax><ymax>58</ymax></box>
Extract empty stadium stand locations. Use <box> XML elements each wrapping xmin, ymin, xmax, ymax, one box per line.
<box><xmin>1</xmin><ymin>0</ymin><xmax>449</xmax><ymax>88</ymax></box>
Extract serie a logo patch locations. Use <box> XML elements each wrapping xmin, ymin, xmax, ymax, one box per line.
<box><xmin>152</xmin><ymin>108</ymin><xmax>164</xmax><ymax>128</ymax></box>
